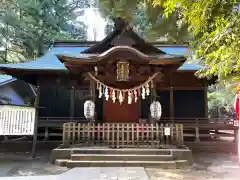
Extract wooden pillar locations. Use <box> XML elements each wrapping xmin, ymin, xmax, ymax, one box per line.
<box><xmin>90</xmin><ymin>80</ymin><xmax>96</xmax><ymax>122</ymax></box>
<box><xmin>32</xmin><ymin>83</ymin><xmax>40</xmax><ymax>158</ymax></box>
<box><xmin>70</xmin><ymin>86</ymin><xmax>75</xmax><ymax>119</ymax></box>
<box><xmin>204</xmin><ymin>85</ymin><xmax>208</xmax><ymax>118</ymax></box>
<box><xmin>90</xmin><ymin>80</ymin><xmax>96</xmax><ymax>101</ymax></box>
<box><xmin>170</xmin><ymin>87</ymin><xmax>174</xmax><ymax>123</ymax></box>
<box><xmin>169</xmin><ymin>71</ymin><xmax>174</xmax><ymax>123</ymax></box>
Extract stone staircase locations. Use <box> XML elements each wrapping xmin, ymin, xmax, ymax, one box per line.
<box><xmin>52</xmin><ymin>147</ymin><xmax>193</xmax><ymax>169</ymax></box>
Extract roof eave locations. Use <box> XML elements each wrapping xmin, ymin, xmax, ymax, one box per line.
<box><xmin>0</xmin><ymin>78</ymin><xmax>17</xmax><ymax>87</ymax></box>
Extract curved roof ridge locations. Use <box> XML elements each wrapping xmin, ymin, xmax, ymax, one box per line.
<box><xmin>96</xmin><ymin>46</ymin><xmax>184</xmax><ymax>60</ymax></box>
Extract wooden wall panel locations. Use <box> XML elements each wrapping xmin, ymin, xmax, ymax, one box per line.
<box><xmin>104</xmin><ymin>99</ymin><xmax>140</xmax><ymax>123</ymax></box>
<box><xmin>171</xmin><ymin>71</ymin><xmax>204</xmax><ymax>87</ymax></box>
<box><xmin>173</xmin><ymin>90</ymin><xmax>205</xmax><ymax>118</ymax></box>
<box><xmin>156</xmin><ymin>71</ymin><xmax>205</xmax><ymax>89</ymax></box>
<box><xmin>156</xmin><ymin>91</ymin><xmax>170</xmax><ymax>118</ymax></box>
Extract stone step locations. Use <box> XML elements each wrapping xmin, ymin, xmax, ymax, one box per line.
<box><xmin>55</xmin><ymin>159</ymin><xmax>68</xmax><ymax>167</ymax></box>
<box><xmin>71</xmin><ymin>153</ymin><xmax>173</xmax><ymax>161</ymax></box>
<box><xmin>65</xmin><ymin>160</ymin><xmax>188</xmax><ymax>169</ymax></box>
<box><xmin>71</xmin><ymin>148</ymin><xmax>172</xmax><ymax>155</ymax></box>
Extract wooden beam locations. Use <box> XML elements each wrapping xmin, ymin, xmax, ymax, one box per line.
<box><xmin>156</xmin><ymin>86</ymin><xmax>205</xmax><ymax>90</ymax></box>
<box><xmin>149</xmin><ymin>59</ymin><xmax>184</xmax><ymax>65</ymax></box>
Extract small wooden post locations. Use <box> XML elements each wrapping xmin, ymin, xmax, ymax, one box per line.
<box><xmin>234</xmin><ymin>127</ymin><xmax>238</xmax><ymax>142</ymax></box>
<box><xmin>195</xmin><ymin>119</ymin><xmax>200</xmax><ymax>142</ymax></box>
<box><xmin>44</xmin><ymin>127</ymin><xmax>49</xmax><ymax>140</ymax></box>
<box><xmin>32</xmin><ymin>84</ymin><xmax>40</xmax><ymax>158</ymax></box>
<box><xmin>62</xmin><ymin>123</ymin><xmax>66</xmax><ymax>146</ymax></box>
<box><xmin>179</xmin><ymin>124</ymin><xmax>184</xmax><ymax>147</ymax></box>
<box><xmin>72</xmin><ymin>123</ymin><xmax>76</xmax><ymax>144</ymax></box>
<box><xmin>44</xmin><ymin>117</ymin><xmax>49</xmax><ymax>140</ymax></box>
<box><xmin>175</xmin><ymin>124</ymin><xmax>179</xmax><ymax>146</ymax></box>
<box><xmin>175</xmin><ymin>124</ymin><xmax>184</xmax><ymax>148</ymax></box>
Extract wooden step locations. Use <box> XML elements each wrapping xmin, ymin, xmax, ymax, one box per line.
<box><xmin>71</xmin><ymin>148</ymin><xmax>172</xmax><ymax>155</ymax></box>
<box><xmin>66</xmin><ymin>160</ymin><xmax>183</xmax><ymax>169</ymax></box>
<box><xmin>71</xmin><ymin>154</ymin><xmax>173</xmax><ymax>161</ymax></box>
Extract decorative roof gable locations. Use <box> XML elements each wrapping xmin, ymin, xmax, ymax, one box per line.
<box><xmin>81</xmin><ymin>17</ymin><xmax>166</xmax><ymax>55</ymax></box>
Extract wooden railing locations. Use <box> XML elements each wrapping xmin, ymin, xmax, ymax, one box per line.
<box><xmin>38</xmin><ymin>117</ymin><xmax>87</xmax><ymax>140</ymax></box>
<box><xmin>168</xmin><ymin>118</ymin><xmax>237</xmax><ymax>141</ymax></box>
<box><xmin>37</xmin><ymin>117</ymin><xmax>238</xmax><ymax>142</ymax></box>
<box><xmin>0</xmin><ymin>114</ymin><xmax>237</xmax><ymax>144</ymax></box>
<box><xmin>62</xmin><ymin>123</ymin><xmax>184</xmax><ymax>148</ymax></box>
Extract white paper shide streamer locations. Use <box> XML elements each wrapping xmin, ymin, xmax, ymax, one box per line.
<box><xmin>88</xmin><ymin>72</ymin><xmax>160</xmax><ymax>105</ymax></box>
<box><xmin>97</xmin><ymin>82</ymin><xmax>154</xmax><ymax>105</ymax></box>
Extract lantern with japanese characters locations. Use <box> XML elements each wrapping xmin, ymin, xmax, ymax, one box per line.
<box><xmin>150</xmin><ymin>101</ymin><xmax>162</xmax><ymax>121</ymax></box>
<box><xmin>84</xmin><ymin>100</ymin><xmax>95</xmax><ymax>120</ymax></box>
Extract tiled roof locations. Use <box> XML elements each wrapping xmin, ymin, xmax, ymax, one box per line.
<box><xmin>178</xmin><ymin>64</ymin><xmax>204</xmax><ymax>71</ymax></box>
<box><xmin>0</xmin><ymin>46</ymin><xmax>204</xmax><ymax>71</ymax></box>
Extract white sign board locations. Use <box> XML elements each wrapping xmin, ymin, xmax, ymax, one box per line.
<box><xmin>0</xmin><ymin>105</ymin><xmax>36</xmax><ymax>135</ymax></box>
<box><xmin>164</xmin><ymin>127</ymin><xmax>170</xmax><ymax>136</ymax></box>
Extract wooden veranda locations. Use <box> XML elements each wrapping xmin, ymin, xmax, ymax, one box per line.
<box><xmin>0</xmin><ymin>105</ymin><xmax>238</xmax><ymax>154</ymax></box>
<box><xmin>0</xmin><ymin>105</ymin><xmax>237</xmax><ymax>144</ymax></box>
<box><xmin>36</xmin><ymin>117</ymin><xmax>239</xmax><ymax>145</ymax></box>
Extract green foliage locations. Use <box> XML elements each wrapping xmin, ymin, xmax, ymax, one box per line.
<box><xmin>0</xmin><ymin>0</ymin><xmax>88</xmax><ymax>63</ymax></box>
<box><xmin>208</xmin><ymin>85</ymin><xmax>235</xmax><ymax>118</ymax></box>
<box><xmin>152</xmin><ymin>0</ymin><xmax>240</xmax><ymax>83</ymax></box>
<box><xmin>99</xmin><ymin>0</ymin><xmax>189</xmax><ymax>42</ymax></box>
<box><xmin>104</xmin><ymin>20</ymin><xmax>114</xmax><ymax>36</ymax></box>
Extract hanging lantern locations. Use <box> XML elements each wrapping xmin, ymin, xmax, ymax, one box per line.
<box><xmin>150</xmin><ymin>101</ymin><xmax>162</xmax><ymax>120</ymax></box>
<box><xmin>84</xmin><ymin>100</ymin><xmax>95</xmax><ymax>119</ymax></box>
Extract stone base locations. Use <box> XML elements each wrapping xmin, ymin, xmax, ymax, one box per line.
<box><xmin>51</xmin><ymin>145</ymin><xmax>193</xmax><ymax>169</ymax></box>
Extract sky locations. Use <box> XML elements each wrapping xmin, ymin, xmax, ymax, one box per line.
<box><xmin>76</xmin><ymin>7</ymin><xmax>106</xmax><ymax>41</ymax></box>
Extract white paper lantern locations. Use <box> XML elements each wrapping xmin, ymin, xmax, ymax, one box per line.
<box><xmin>150</xmin><ymin>101</ymin><xmax>162</xmax><ymax>120</ymax></box>
<box><xmin>84</xmin><ymin>100</ymin><xmax>95</xmax><ymax>119</ymax></box>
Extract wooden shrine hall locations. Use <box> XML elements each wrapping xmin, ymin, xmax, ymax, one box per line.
<box><xmin>0</xmin><ymin>18</ymin><xmax>208</xmax><ymax>124</ymax></box>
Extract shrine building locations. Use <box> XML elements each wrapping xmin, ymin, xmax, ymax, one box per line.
<box><xmin>0</xmin><ymin>18</ymin><xmax>208</xmax><ymax>124</ymax></box>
